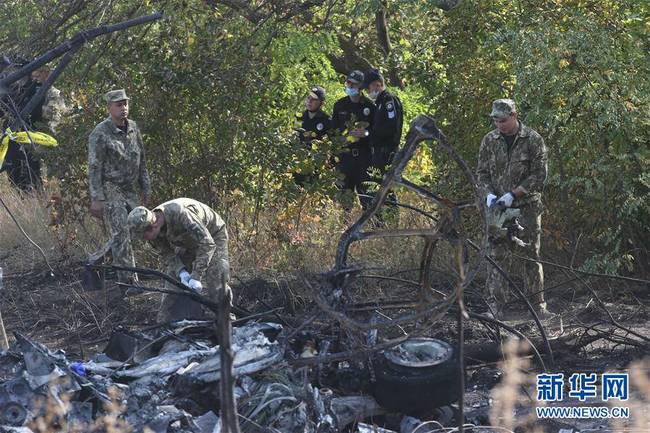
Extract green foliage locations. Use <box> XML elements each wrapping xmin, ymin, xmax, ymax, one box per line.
<box><xmin>0</xmin><ymin>0</ymin><xmax>648</xmax><ymax>275</ymax></box>
<box><xmin>428</xmin><ymin>0</ymin><xmax>650</xmax><ymax>274</ymax></box>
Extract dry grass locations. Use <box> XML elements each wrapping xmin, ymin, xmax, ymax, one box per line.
<box><xmin>0</xmin><ymin>170</ymin><xmax>464</xmax><ymax>285</ymax></box>
<box><xmin>224</xmin><ymin>189</ymin><xmax>447</xmax><ymax>280</ymax></box>
<box><xmin>0</xmin><ymin>177</ymin><xmax>69</xmax><ymax>273</ymax></box>
<box><xmin>487</xmin><ymin>339</ymin><xmax>543</xmax><ymax>433</ymax></box>
<box><xmin>0</xmin><ymin>177</ymin><xmax>103</xmax><ymax>274</ymax></box>
<box><xmin>609</xmin><ymin>359</ymin><xmax>650</xmax><ymax>432</ymax></box>
<box><xmin>487</xmin><ymin>339</ymin><xmax>650</xmax><ymax>433</ymax></box>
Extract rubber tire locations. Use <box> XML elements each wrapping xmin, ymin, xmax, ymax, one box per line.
<box><xmin>370</xmin><ymin>345</ymin><xmax>461</xmax><ymax>414</ymax></box>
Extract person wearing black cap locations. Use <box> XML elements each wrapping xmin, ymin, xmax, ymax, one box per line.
<box><xmin>331</xmin><ymin>70</ymin><xmax>376</xmax><ymax>209</ymax></box>
<box><xmin>364</xmin><ymin>68</ymin><xmax>403</xmax><ymax>224</ymax></box>
<box><xmin>292</xmin><ymin>86</ymin><xmax>331</xmax><ymax>185</ymax></box>
<box><xmin>364</xmin><ymin>68</ymin><xmax>403</xmax><ymax>171</ymax></box>
<box><xmin>296</xmin><ymin>86</ymin><xmax>330</xmax><ymax>147</ymax></box>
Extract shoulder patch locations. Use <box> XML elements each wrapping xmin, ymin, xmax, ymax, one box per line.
<box><xmin>363</xmin><ymin>107</ymin><xmax>371</xmax><ymax>116</ymax></box>
<box><xmin>386</xmin><ymin>102</ymin><xmax>394</xmax><ymax>111</ymax></box>
<box><xmin>316</xmin><ymin>123</ymin><xmax>324</xmax><ymax>131</ymax></box>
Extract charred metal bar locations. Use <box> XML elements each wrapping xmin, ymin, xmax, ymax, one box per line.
<box><xmin>218</xmin><ymin>275</ymin><xmax>241</xmax><ymax>433</ymax></box>
<box><xmin>355</xmin><ymin>228</ymin><xmax>442</xmax><ymax>240</ymax></box>
<box><xmin>0</xmin><ymin>11</ymin><xmax>163</xmax><ymax>89</ymax></box>
<box><xmin>395</xmin><ymin>178</ymin><xmax>457</xmax><ymax>208</ymax></box>
<box><xmin>465</xmin><ymin>239</ymin><xmax>554</xmax><ymax>366</ymax></box>
<box><xmin>455</xmin><ymin>240</ymin><xmax>467</xmax><ymax>432</ymax></box>
<box><xmin>516</xmin><ymin>255</ymin><xmax>650</xmax><ymax>286</ymax></box>
<box><xmin>335</xmin><ymin>115</ymin><xmax>442</xmax><ymax>270</ymax></box>
<box><xmin>92</xmin><ymin>264</ymin><xmax>250</xmax><ymax>317</ymax></box>
<box><xmin>313</xmin><ymin>289</ymin><xmax>455</xmax><ymax>332</ymax></box>
<box><xmin>419</xmin><ymin>236</ymin><xmax>437</xmax><ymax>298</ymax></box>
<box><xmin>357</xmin><ymin>193</ymin><xmax>439</xmax><ymax>221</ymax></box>
<box><xmin>466</xmin><ymin>311</ymin><xmax>547</xmax><ymax>371</ymax></box>
<box><xmin>10</xmin><ymin>45</ymin><xmax>80</xmax><ymax>131</ymax></box>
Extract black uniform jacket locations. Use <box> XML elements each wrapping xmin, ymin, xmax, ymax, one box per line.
<box><xmin>331</xmin><ymin>95</ymin><xmax>376</xmax><ymax>151</ymax></box>
<box><xmin>296</xmin><ymin>109</ymin><xmax>331</xmax><ymax>146</ymax></box>
<box><xmin>370</xmin><ymin>89</ymin><xmax>403</xmax><ymax>168</ymax></box>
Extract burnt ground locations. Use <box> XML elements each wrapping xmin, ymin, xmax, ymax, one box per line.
<box><xmin>0</xmin><ymin>258</ymin><xmax>649</xmax><ymax>432</ymax></box>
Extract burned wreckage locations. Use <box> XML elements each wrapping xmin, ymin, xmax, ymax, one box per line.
<box><xmin>0</xmin><ymin>114</ymin><xmax>549</xmax><ymax>433</ymax></box>
<box><xmin>0</xmin><ymin>318</ymin><xmax>464</xmax><ymax>433</ymax></box>
<box><xmin>1</xmin><ymin>12</ymin><xmax>550</xmax><ymax>432</ymax></box>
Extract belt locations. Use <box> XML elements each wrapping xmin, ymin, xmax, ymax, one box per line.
<box><xmin>346</xmin><ymin>146</ymin><xmax>367</xmax><ymax>157</ymax></box>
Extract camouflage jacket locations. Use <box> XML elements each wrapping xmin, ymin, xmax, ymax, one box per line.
<box><xmin>87</xmin><ymin>117</ymin><xmax>151</xmax><ymax>201</ymax></box>
<box><xmin>477</xmin><ymin>122</ymin><xmax>547</xmax><ymax>207</ymax></box>
<box><xmin>40</xmin><ymin>87</ymin><xmax>67</xmax><ymax>133</ymax></box>
<box><xmin>149</xmin><ymin>198</ymin><xmax>229</xmax><ymax>282</ymax></box>
<box><xmin>29</xmin><ymin>86</ymin><xmax>68</xmax><ymax>133</ymax></box>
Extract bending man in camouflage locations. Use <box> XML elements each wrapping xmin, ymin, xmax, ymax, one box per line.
<box><xmin>127</xmin><ymin>198</ymin><xmax>230</xmax><ymax>322</ymax></box>
<box><xmin>88</xmin><ymin>89</ymin><xmax>150</xmax><ymax>285</ymax></box>
<box><xmin>477</xmin><ymin>99</ymin><xmax>551</xmax><ymax>318</ymax></box>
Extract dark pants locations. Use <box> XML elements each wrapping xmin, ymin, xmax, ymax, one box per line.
<box><xmin>3</xmin><ymin>141</ymin><xmax>42</xmax><ymax>192</ymax></box>
<box><xmin>367</xmin><ymin>147</ymin><xmax>399</xmax><ymax>225</ymax></box>
<box><xmin>336</xmin><ymin>147</ymin><xmax>372</xmax><ymax>210</ymax></box>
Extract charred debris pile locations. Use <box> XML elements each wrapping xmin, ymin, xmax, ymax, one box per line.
<box><xmin>0</xmin><ymin>319</ymin><xmax>465</xmax><ymax>433</ymax></box>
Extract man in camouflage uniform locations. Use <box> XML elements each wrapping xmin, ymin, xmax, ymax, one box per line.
<box><xmin>477</xmin><ymin>99</ymin><xmax>551</xmax><ymax>318</ymax></box>
<box><xmin>127</xmin><ymin>198</ymin><xmax>230</xmax><ymax>322</ymax></box>
<box><xmin>88</xmin><ymin>89</ymin><xmax>150</xmax><ymax>286</ymax></box>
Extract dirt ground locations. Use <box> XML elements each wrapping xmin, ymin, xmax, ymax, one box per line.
<box><xmin>0</xmin><ymin>257</ymin><xmax>648</xmax><ymax>432</ymax></box>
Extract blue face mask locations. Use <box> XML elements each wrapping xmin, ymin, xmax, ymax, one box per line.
<box><xmin>345</xmin><ymin>86</ymin><xmax>359</xmax><ymax>97</ymax></box>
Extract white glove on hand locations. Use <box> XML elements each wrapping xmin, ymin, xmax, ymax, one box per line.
<box><xmin>187</xmin><ymin>279</ymin><xmax>203</xmax><ymax>293</ymax></box>
<box><xmin>179</xmin><ymin>270</ymin><xmax>191</xmax><ymax>285</ymax></box>
<box><xmin>486</xmin><ymin>193</ymin><xmax>497</xmax><ymax>208</ymax></box>
<box><xmin>496</xmin><ymin>192</ymin><xmax>515</xmax><ymax>208</ymax></box>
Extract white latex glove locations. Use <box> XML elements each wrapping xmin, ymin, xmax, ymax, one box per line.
<box><xmin>496</xmin><ymin>192</ymin><xmax>515</xmax><ymax>208</ymax></box>
<box><xmin>188</xmin><ymin>279</ymin><xmax>203</xmax><ymax>292</ymax></box>
<box><xmin>486</xmin><ymin>193</ymin><xmax>497</xmax><ymax>208</ymax></box>
<box><xmin>179</xmin><ymin>269</ymin><xmax>191</xmax><ymax>285</ymax></box>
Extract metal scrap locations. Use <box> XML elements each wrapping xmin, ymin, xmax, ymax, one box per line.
<box><xmin>0</xmin><ymin>316</ymin><xmax>460</xmax><ymax>433</ymax></box>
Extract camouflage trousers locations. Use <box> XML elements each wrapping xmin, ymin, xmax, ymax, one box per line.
<box><xmin>486</xmin><ymin>201</ymin><xmax>545</xmax><ymax>311</ymax></box>
<box><xmin>102</xmin><ymin>188</ymin><xmax>139</xmax><ymax>283</ymax></box>
<box><xmin>158</xmin><ymin>252</ymin><xmax>230</xmax><ymax>323</ymax></box>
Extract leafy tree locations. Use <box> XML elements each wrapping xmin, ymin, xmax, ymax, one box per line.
<box><xmin>0</xmin><ymin>0</ymin><xmax>647</xmax><ymax>275</ymax></box>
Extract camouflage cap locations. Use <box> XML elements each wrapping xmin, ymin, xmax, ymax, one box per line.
<box><xmin>490</xmin><ymin>99</ymin><xmax>516</xmax><ymax>118</ymax></box>
<box><xmin>105</xmin><ymin>89</ymin><xmax>130</xmax><ymax>103</ymax></box>
<box><xmin>127</xmin><ymin>206</ymin><xmax>155</xmax><ymax>235</ymax></box>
